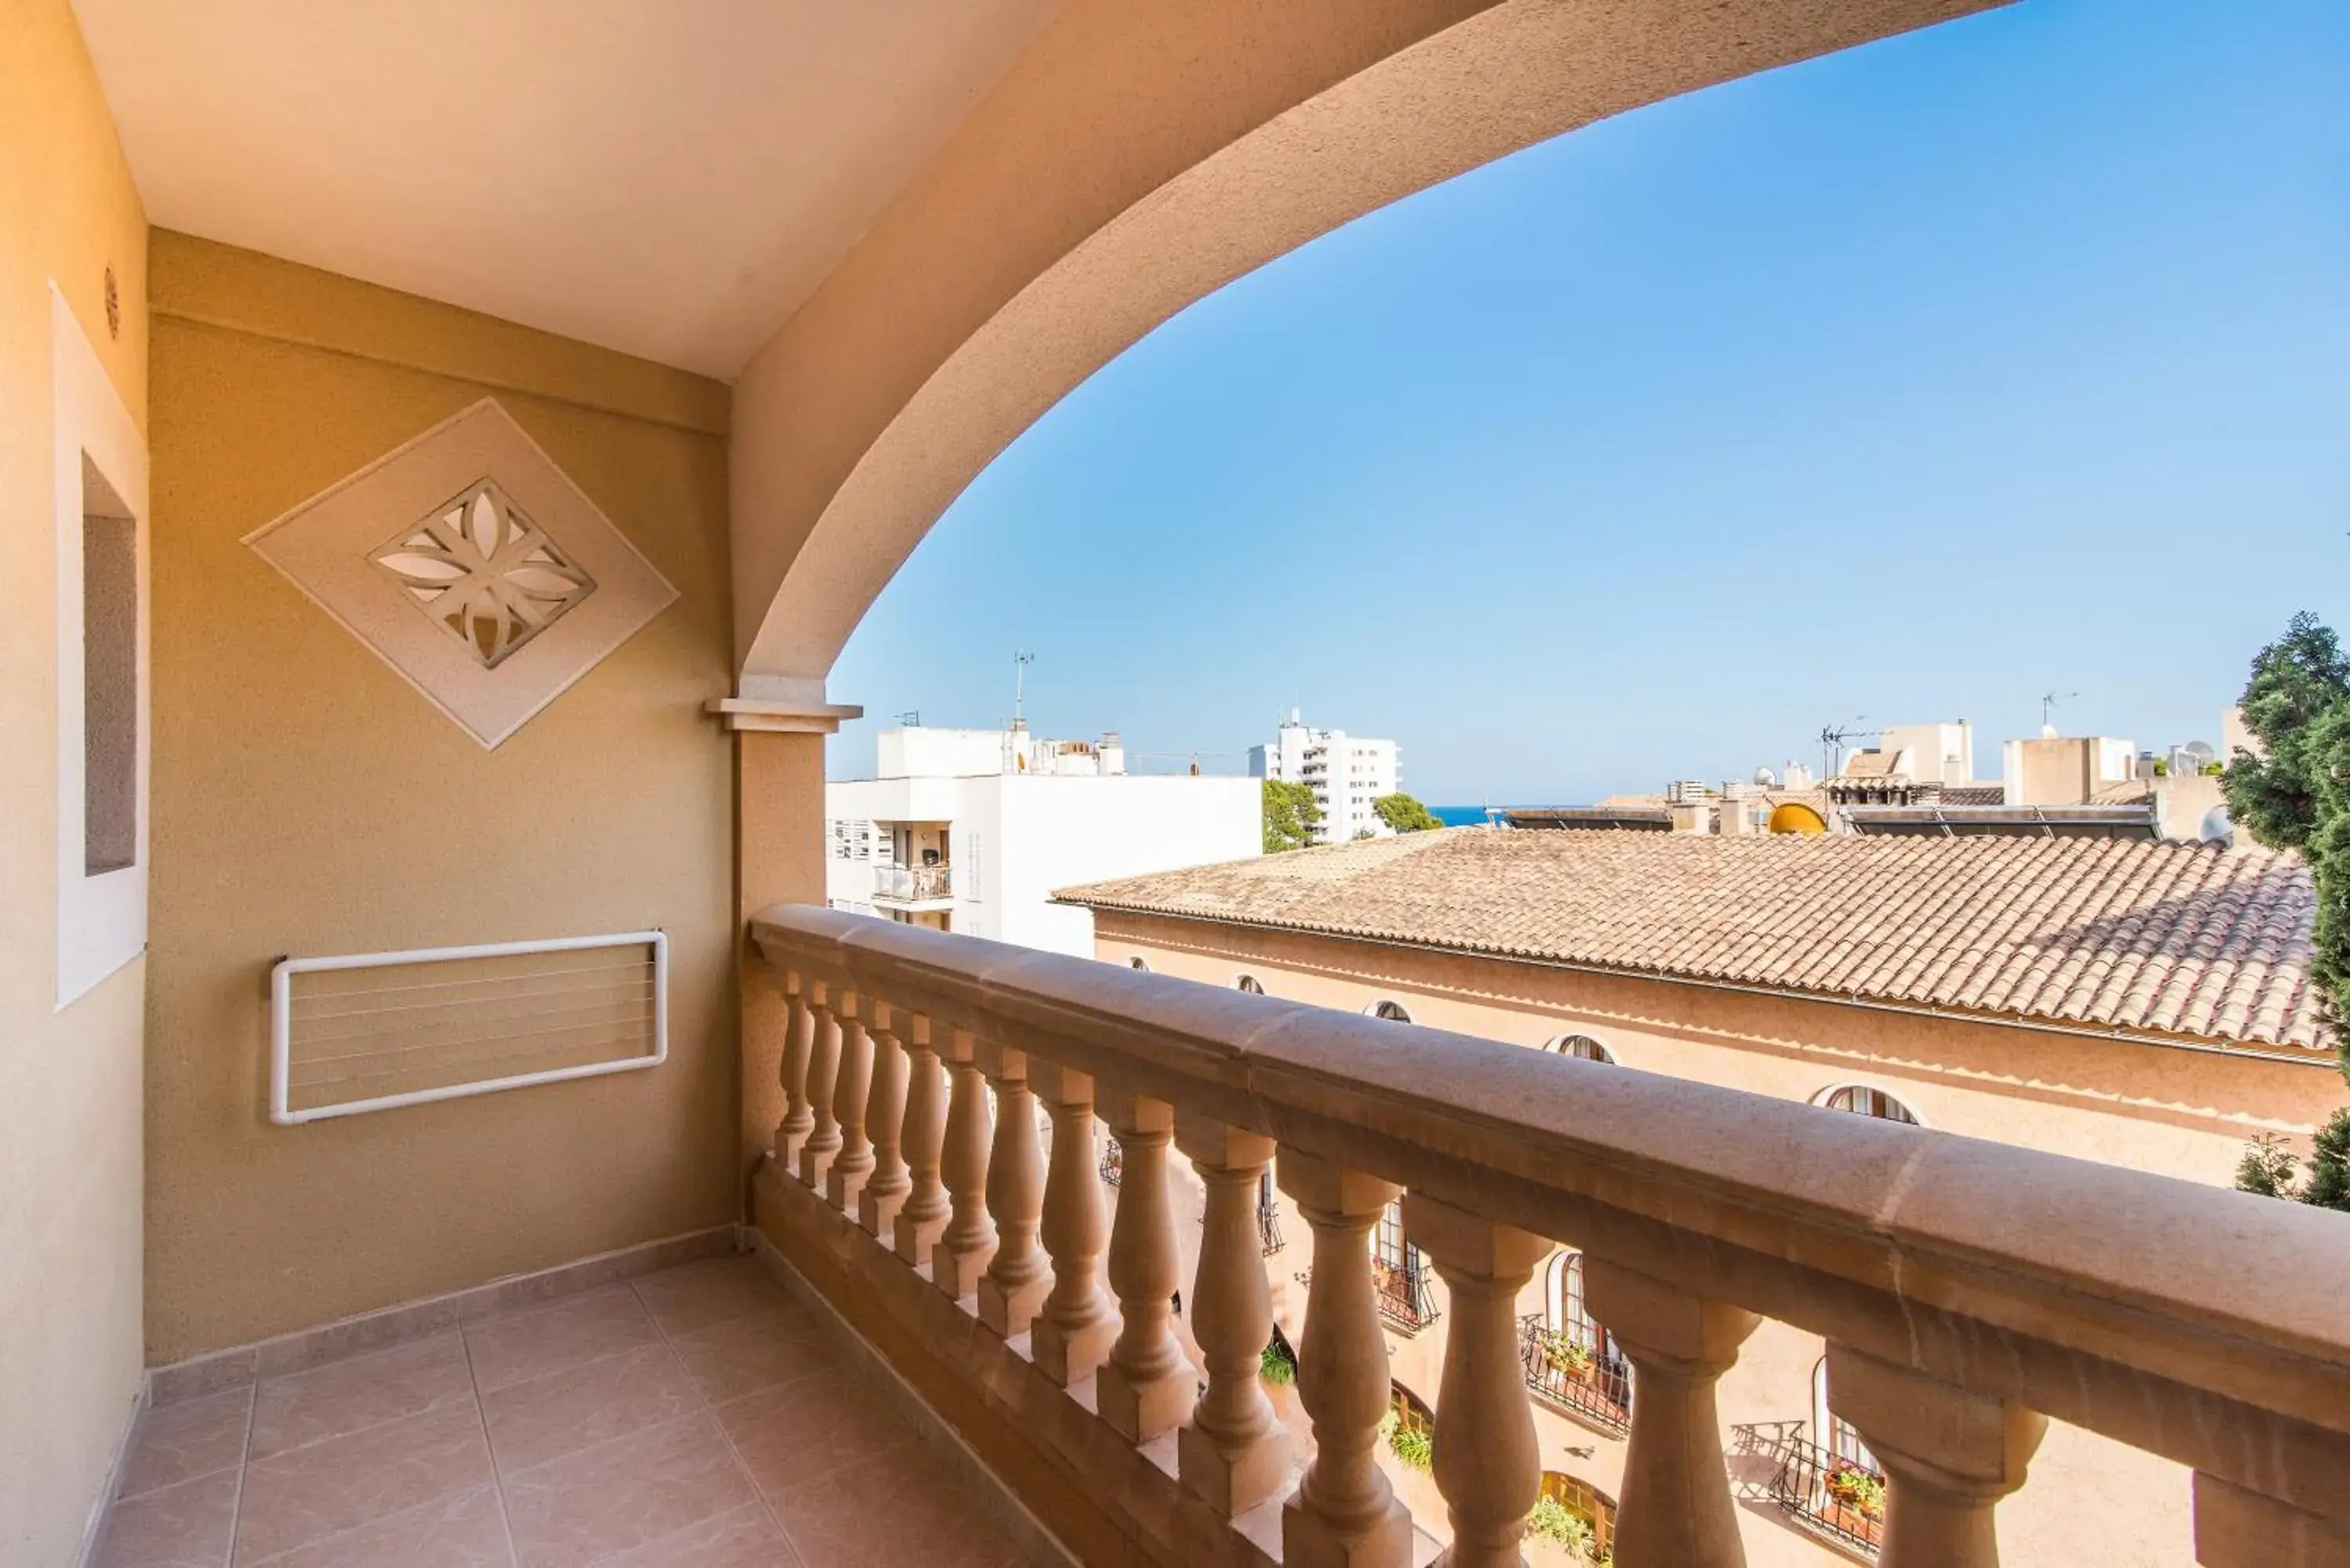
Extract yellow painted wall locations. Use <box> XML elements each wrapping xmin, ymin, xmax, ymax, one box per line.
<box><xmin>0</xmin><ymin>2</ymin><xmax>152</xmax><ymax>1561</ymax></box>
<box><xmin>145</xmin><ymin>233</ymin><xmax>739</xmax><ymax>1361</ymax></box>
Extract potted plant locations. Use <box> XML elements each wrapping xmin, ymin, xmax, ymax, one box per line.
<box><xmin>1824</xmin><ymin>1461</ymin><xmax>1886</xmax><ymax>1528</ymax></box>
<box><xmin>1537</xmin><ymin>1329</ymin><xmax>1595</xmax><ymax>1381</ymax></box>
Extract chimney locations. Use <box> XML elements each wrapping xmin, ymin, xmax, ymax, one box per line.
<box><xmin>1669</xmin><ymin>800</ymin><xmax>1715</xmax><ymax>835</ymax></box>
<box><xmin>1100</xmin><ymin>732</ymin><xmax>1126</xmax><ymax>775</ymax></box>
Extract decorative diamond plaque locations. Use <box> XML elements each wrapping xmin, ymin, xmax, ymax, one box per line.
<box><xmin>245</xmin><ymin>399</ymin><xmax>676</xmax><ymax>747</ymax></box>
<box><xmin>374</xmin><ymin>480</ymin><xmax>597</xmax><ymax>669</ymax></box>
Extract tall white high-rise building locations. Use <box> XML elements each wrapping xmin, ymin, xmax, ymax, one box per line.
<box><xmin>1248</xmin><ymin>709</ymin><xmax>1401</xmax><ymax>844</ymax></box>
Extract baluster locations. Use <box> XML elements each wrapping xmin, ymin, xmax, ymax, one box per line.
<box><xmin>1279</xmin><ymin>1147</ymin><xmax>1412</xmax><ymax>1568</ymax></box>
<box><xmin>857</xmin><ymin>1002</ymin><xmax>913</xmax><ymax>1237</ymax></box>
<box><xmin>1031</xmin><ymin>1062</ymin><xmax>1115</xmax><ymax>1385</ymax></box>
<box><xmin>797</xmin><ymin>982</ymin><xmax>844</xmax><ymax>1189</ymax></box>
<box><xmin>1826</xmin><ymin>1344</ymin><xmax>2044</xmax><ymax>1568</ymax></box>
<box><xmin>1584</xmin><ymin>1256</ymin><xmax>1759</xmax><ymax>1568</ymax></box>
<box><xmin>826</xmin><ymin>997</ymin><xmax>876</xmax><ymax>1211</ymax></box>
<box><xmin>2193</xmin><ymin>1471</ymin><xmax>2350</xmax><ymax>1568</ymax></box>
<box><xmin>774</xmin><ymin>973</ymin><xmax>815</xmax><ymax>1169</ymax></box>
<box><xmin>894</xmin><ymin>1014</ymin><xmax>951</xmax><ymax>1265</ymax></box>
<box><xmin>1405</xmin><ymin>1194</ymin><xmax>1547</xmax><ymax>1568</ymax></box>
<box><xmin>1176</xmin><ymin>1117</ymin><xmax>1288</xmax><ymax>1518</ymax></box>
<box><xmin>977</xmin><ymin>1040</ymin><xmax>1050</xmax><ymax>1336</ymax></box>
<box><xmin>931</xmin><ymin>1028</ymin><xmax>997</xmax><ymax>1298</ymax></box>
<box><xmin>1096</xmin><ymin>1092</ymin><xmax>1192</xmax><ymax>1444</ymax></box>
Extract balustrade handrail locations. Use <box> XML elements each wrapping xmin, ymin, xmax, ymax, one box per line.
<box><xmin>749</xmin><ymin>903</ymin><xmax>2350</xmax><ymax>1537</ymax></box>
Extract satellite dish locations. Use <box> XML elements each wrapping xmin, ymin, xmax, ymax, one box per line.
<box><xmin>2199</xmin><ymin>804</ymin><xmax>2233</xmax><ymax>847</ymax></box>
<box><xmin>1753</xmin><ymin>766</ymin><xmax>1778</xmax><ymax>787</ymax></box>
<box><xmin>1769</xmin><ymin>802</ymin><xmax>1828</xmax><ymax>835</ymax></box>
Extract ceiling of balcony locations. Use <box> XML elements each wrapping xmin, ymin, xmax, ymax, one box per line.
<box><xmin>72</xmin><ymin>0</ymin><xmax>1061</xmax><ymax>378</ymax></box>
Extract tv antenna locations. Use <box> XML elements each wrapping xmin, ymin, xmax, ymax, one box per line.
<box><xmin>1818</xmin><ymin>717</ymin><xmax>1879</xmax><ymax>779</ymax></box>
<box><xmin>1012</xmin><ymin>649</ymin><xmax>1035</xmax><ymax>728</ymax></box>
<box><xmin>895</xmin><ymin>710</ymin><xmax>920</xmax><ymax>727</ymax></box>
<box><xmin>2040</xmin><ymin>690</ymin><xmax>2078</xmax><ymax>733</ymax></box>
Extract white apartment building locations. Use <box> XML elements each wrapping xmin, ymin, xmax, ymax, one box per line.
<box><xmin>826</xmin><ymin>724</ymin><xmax>1258</xmax><ymax>956</ymax></box>
<box><xmin>1248</xmin><ymin>709</ymin><xmax>1402</xmax><ymax>844</ymax></box>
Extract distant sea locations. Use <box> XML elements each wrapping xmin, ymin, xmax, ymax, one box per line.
<box><xmin>1430</xmin><ymin>804</ymin><xmax>1577</xmax><ymax>827</ymax></box>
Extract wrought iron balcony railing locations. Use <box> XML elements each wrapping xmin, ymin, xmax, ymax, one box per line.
<box><xmin>1732</xmin><ymin>1420</ymin><xmax>1887</xmax><ymax>1557</ymax></box>
<box><xmin>1517</xmin><ymin>1312</ymin><xmax>1632</xmax><ymax>1436</ymax></box>
<box><xmin>1370</xmin><ymin>1255</ymin><xmax>1437</xmax><ymax>1334</ymax></box>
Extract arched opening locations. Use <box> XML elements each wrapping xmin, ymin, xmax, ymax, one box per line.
<box><xmin>1522</xmin><ymin>1250</ymin><xmax>1632</xmax><ymax>1433</ymax></box>
<box><xmin>1383</xmin><ymin>1379</ymin><xmax>1436</xmax><ymax>1472</ymax></box>
<box><xmin>1235</xmin><ymin>974</ymin><xmax>1265</xmax><ymax>995</ymax></box>
<box><xmin>730</xmin><ymin>3</ymin><xmax>1983</xmax><ymax>684</ymax></box>
<box><xmin>1368</xmin><ymin>999</ymin><xmax>1412</xmax><ymax>1023</ymax></box>
<box><xmin>1531</xmin><ymin>1471</ymin><xmax>1618</xmax><ymax>1563</ymax></box>
<box><xmin>1546</xmin><ymin>1033</ymin><xmax>1614</xmax><ymax>1064</ymax></box>
<box><xmin>1818</xmin><ymin>1083</ymin><xmax>1921</xmax><ymax>1125</ymax></box>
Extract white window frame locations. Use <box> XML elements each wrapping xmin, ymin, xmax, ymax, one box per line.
<box><xmin>1813</xmin><ymin>1081</ymin><xmax>1925</xmax><ymax>1127</ymax></box>
<box><xmin>52</xmin><ymin>284</ymin><xmax>150</xmax><ymax>1010</ymax></box>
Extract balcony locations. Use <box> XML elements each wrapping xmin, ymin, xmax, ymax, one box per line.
<box><xmin>739</xmin><ymin>906</ymin><xmax>2350</xmax><ymax>1568</ymax></box>
<box><xmin>1733</xmin><ymin>1420</ymin><xmax>1888</xmax><ymax>1558</ymax></box>
<box><xmin>872</xmin><ymin>863</ymin><xmax>953</xmax><ymax>907</ymax></box>
<box><xmin>1518</xmin><ymin>1312</ymin><xmax>1633</xmax><ymax>1436</ymax></box>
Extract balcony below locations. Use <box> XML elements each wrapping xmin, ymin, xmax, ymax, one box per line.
<box><xmin>93</xmin><ymin>1254</ymin><xmax>1032</xmax><ymax>1568</ymax></box>
<box><xmin>870</xmin><ymin>864</ymin><xmax>954</xmax><ymax>909</ymax></box>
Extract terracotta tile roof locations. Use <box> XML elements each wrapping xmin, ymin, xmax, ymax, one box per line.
<box><xmin>1058</xmin><ymin>829</ymin><xmax>2328</xmax><ymax>1053</ymax></box>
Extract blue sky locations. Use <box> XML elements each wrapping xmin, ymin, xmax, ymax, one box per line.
<box><xmin>830</xmin><ymin>0</ymin><xmax>2350</xmax><ymax>804</ymax></box>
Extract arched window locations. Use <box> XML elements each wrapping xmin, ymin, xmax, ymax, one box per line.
<box><xmin>1547</xmin><ymin>1033</ymin><xmax>1614</xmax><ymax>1064</ymax></box>
<box><xmin>1535</xmin><ymin>1472</ymin><xmax>1618</xmax><ymax>1561</ymax></box>
<box><xmin>1235</xmin><ymin>974</ymin><xmax>1265</xmax><ymax>995</ymax></box>
<box><xmin>1820</xmin><ymin>1083</ymin><xmax>1919</xmax><ymax>1125</ymax></box>
<box><xmin>1368</xmin><ymin>998</ymin><xmax>1411</xmax><ymax>1022</ymax></box>
<box><xmin>1128</xmin><ymin>956</ymin><xmax>1150</xmax><ymax>972</ymax></box>
<box><xmin>1813</xmin><ymin>1356</ymin><xmax>1879</xmax><ymax>1471</ymax></box>
<box><xmin>1529</xmin><ymin>1251</ymin><xmax>1632</xmax><ymax>1432</ymax></box>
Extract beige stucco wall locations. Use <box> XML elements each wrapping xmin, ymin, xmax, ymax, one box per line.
<box><xmin>1104</xmin><ymin>912</ymin><xmax>2331</xmax><ymax>1567</ymax></box>
<box><xmin>143</xmin><ymin>233</ymin><xmax>739</xmax><ymax>1362</ymax></box>
<box><xmin>0</xmin><ymin>2</ymin><xmax>152</xmax><ymax>1562</ymax></box>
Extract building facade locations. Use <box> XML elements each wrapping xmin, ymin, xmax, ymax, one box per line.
<box><xmin>827</xmin><ymin>724</ymin><xmax>1257</xmax><ymax>956</ymax></box>
<box><xmin>1249</xmin><ymin>708</ymin><xmax>1402</xmax><ymax>844</ymax></box>
<box><xmin>1060</xmin><ymin>829</ymin><xmax>2338</xmax><ymax>1568</ymax></box>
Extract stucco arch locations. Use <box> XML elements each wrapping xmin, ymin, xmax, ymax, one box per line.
<box><xmin>729</xmin><ymin>0</ymin><xmax>1997</xmax><ymax>687</ymax></box>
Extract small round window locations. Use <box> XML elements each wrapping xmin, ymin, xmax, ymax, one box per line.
<box><xmin>1236</xmin><ymin>974</ymin><xmax>1265</xmax><ymax>995</ymax></box>
<box><xmin>1369</xmin><ymin>999</ymin><xmax>1412</xmax><ymax>1023</ymax></box>
<box><xmin>1128</xmin><ymin>956</ymin><xmax>1151</xmax><ymax>973</ymax></box>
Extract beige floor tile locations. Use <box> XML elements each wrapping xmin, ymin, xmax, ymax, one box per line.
<box><xmin>233</xmin><ymin>1399</ymin><xmax>494</xmax><ymax>1563</ymax></box>
<box><xmin>594</xmin><ymin>1501</ymin><xmax>804</xmax><ymax>1568</ymax></box>
<box><xmin>500</xmin><ymin>1412</ymin><xmax>757</xmax><ymax>1568</ymax></box>
<box><xmin>94</xmin><ymin>1466</ymin><xmax>239</xmax><ymax>1568</ymax></box>
<box><xmin>118</xmin><ymin>1385</ymin><xmax>252</xmax><ymax>1500</ymax></box>
<box><xmin>243</xmin><ymin>1484</ymin><xmax>515</xmax><ymax>1568</ymax></box>
<box><xmin>464</xmin><ymin>1288</ymin><xmax>660</xmax><ymax>1394</ymax></box>
<box><xmin>767</xmin><ymin>1452</ymin><xmax>1025</xmax><ymax>1568</ymax></box>
<box><xmin>249</xmin><ymin>1330</ymin><xmax>475</xmax><ymax>1461</ymax></box>
<box><xmin>630</xmin><ymin>1258</ymin><xmax>795</xmax><ymax>1339</ymax></box>
<box><xmin>663</xmin><ymin>1303</ymin><xmax>837</xmax><ymax>1405</ymax></box>
<box><xmin>479</xmin><ymin>1341</ymin><xmax>701</xmax><ymax>1474</ymax></box>
<box><xmin>714</xmin><ymin>1369</ymin><xmax>916</xmax><ymax>1496</ymax></box>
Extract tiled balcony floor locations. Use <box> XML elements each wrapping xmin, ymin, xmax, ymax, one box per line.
<box><xmin>96</xmin><ymin>1255</ymin><xmax>1029</xmax><ymax>1567</ymax></box>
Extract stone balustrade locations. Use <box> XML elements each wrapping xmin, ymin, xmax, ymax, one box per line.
<box><xmin>750</xmin><ymin>905</ymin><xmax>2350</xmax><ymax>1568</ymax></box>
